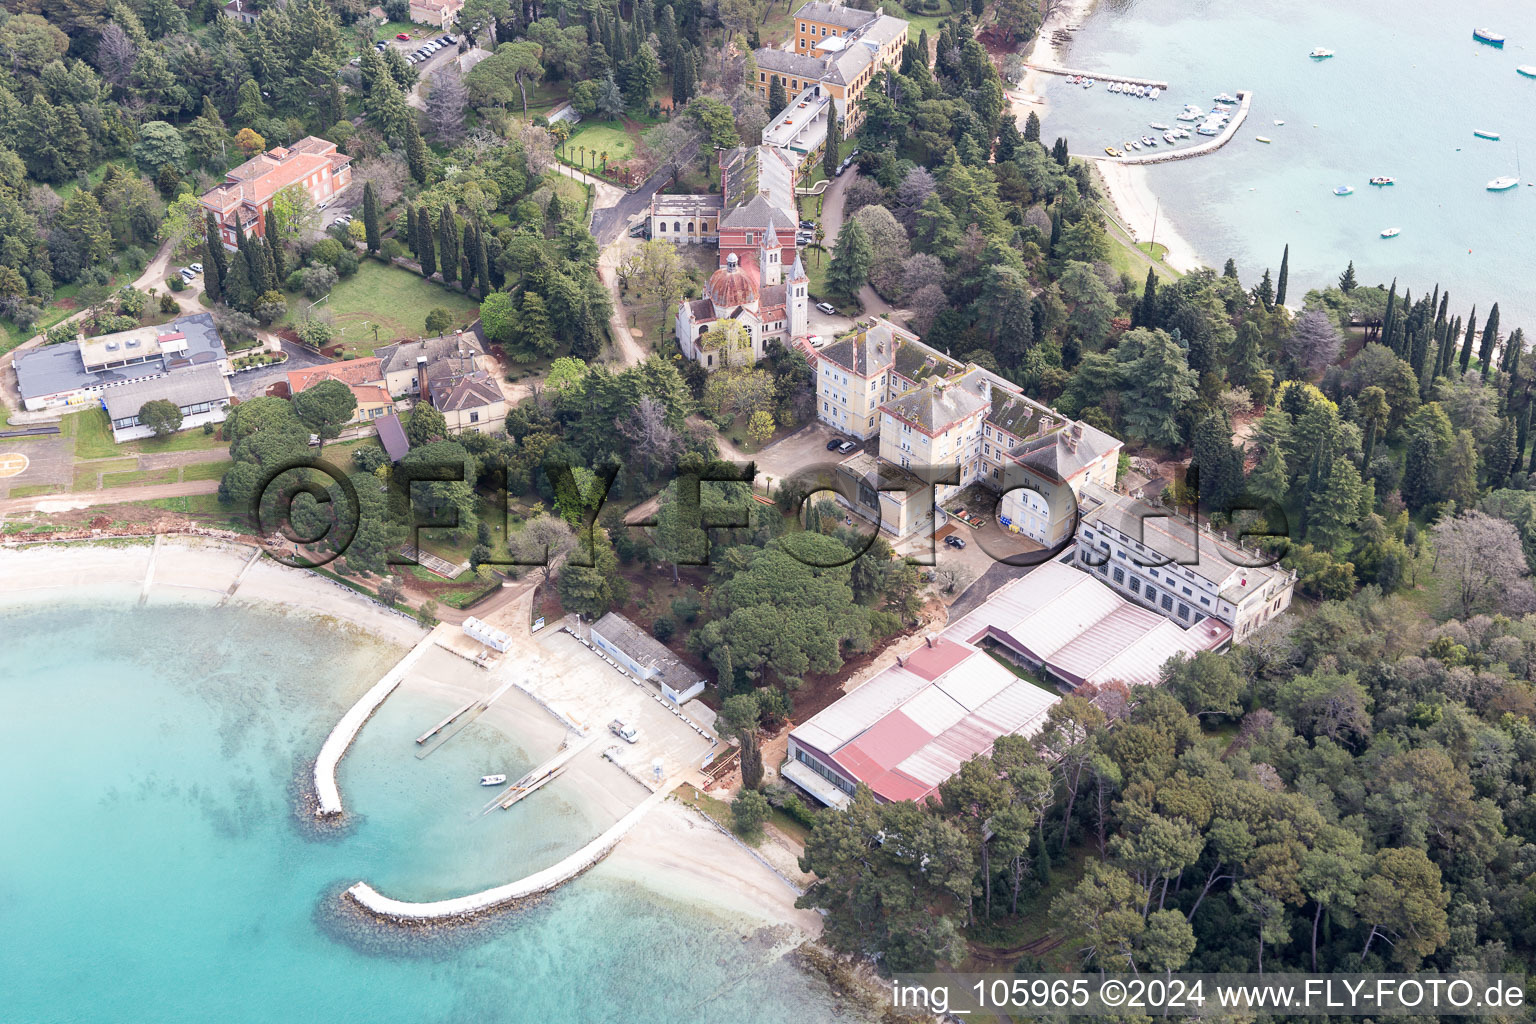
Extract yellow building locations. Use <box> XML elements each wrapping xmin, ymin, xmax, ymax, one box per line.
<box><xmin>754</xmin><ymin>2</ymin><xmax>908</xmax><ymax>132</ymax></box>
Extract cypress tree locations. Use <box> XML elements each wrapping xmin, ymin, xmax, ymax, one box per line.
<box><xmin>437</xmin><ymin>203</ymin><xmax>458</xmax><ymax>285</ymax></box>
<box><xmin>461</xmin><ymin>254</ymin><xmax>473</xmax><ymax>290</ymax></box>
<box><xmin>1478</xmin><ymin>302</ymin><xmax>1500</xmax><ymax>377</ymax></box>
<box><xmin>768</xmin><ymin>75</ymin><xmax>786</xmax><ymax>113</ymax></box>
<box><xmin>1517</xmin><ymin>405</ymin><xmax>1531</xmax><ymax>473</ymax></box>
<box><xmin>1409</xmin><ymin>324</ymin><xmax>1431</xmax><ymax>390</ymax></box>
<box><xmin>1023</xmin><ymin>110</ymin><xmax>1041</xmax><ymax>143</ymax></box>
<box><xmin>1506</xmin><ymin>328</ymin><xmax>1525</xmax><ymax>408</ymax></box>
<box><xmin>1459</xmin><ymin>306</ymin><xmax>1478</xmax><ymax>373</ymax></box>
<box><xmin>1489</xmin><ymin>419</ymin><xmax>1516</xmax><ymax>488</ymax></box>
<box><xmin>1441</xmin><ymin>315</ymin><xmax>1461</xmax><ymax>376</ymax></box>
<box><xmin>1133</xmin><ymin>267</ymin><xmax>1158</xmax><ymax>329</ymax></box>
<box><xmin>224</xmin><ymin>225</ymin><xmax>255</xmax><ymax>312</ymax></box>
<box><xmin>203</xmin><ymin>211</ymin><xmax>226</xmax><ymax>302</ymax></box>
<box><xmin>362</xmin><ymin>181</ymin><xmax>381</xmax><ymax>254</ymax></box>
<box><xmin>405</xmin><ymin>121</ymin><xmax>428</xmax><ymax>184</ymax></box>
<box><xmin>474</xmin><ymin>225</ymin><xmax>491</xmax><ymax>298</ymax></box>
<box><xmin>264</xmin><ymin>208</ymin><xmax>282</xmax><ymax>258</ymax></box>
<box><xmin>1222</xmin><ymin>257</ymin><xmax>1238</xmax><ymax>278</ymax></box>
<box><xmin>823</xmin><ymin>113</ymin><xmax>841</xmax><ymax>181</ymax></box>
<box><xmin>263</xmin><ymin>235</ymin><xmax>281</xmax><ymax>290</ymax></box>
<box><xmin>1275</xmin><ymin>244</ymin><xmax>1289</xmax><ymax>307</ymax></box>
<box><xmin>1256</xmin><ymin>268</ymin><xmax>1274</xmax><ymax>309</ymax></box>
<box><xmin>1048</xmin><ymin>208</ymin><xmax>1061</xmax><ymax>254</ymax></box>
<box><xmin>405</xmin><ymin>205</ymin><xmax>417</xmax><ymax>257</ymax></box>
<box><xmin>1381</xmin><ymin>278</ymin><xmax>1397</xmax><ymax>350</ymax></box>
<box><xmin>418</xmin><ymin>211</ymin><xmax>437</xmax><ymax>278</ymax></box>
<box><xmin>995</xmin><ymin>119</ymin><xmax>1021</xmax><ymax>162</ymax></box>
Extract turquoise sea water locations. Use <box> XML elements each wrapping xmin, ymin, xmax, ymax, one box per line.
<box><xmin>1042</xmin><ymin>0</ymin><xmax>1536</xmax><ymax>322</ymax></box>
<box><xmin>0</xmin><ymin>600</ymin><xmax>855</xmax><ymax>1024</ymax></box>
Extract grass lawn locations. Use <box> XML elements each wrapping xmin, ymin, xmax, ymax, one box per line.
<box><xmin>284</xmin><ymin>261</ymin><xmax>479</xmax><ymax>357</ymax></box>
<box><xmin>885</xmin><ymin>0</ymin><xmax>953</xmax><ymax>37</ymax></box>
<box><xmin>62</xmin><ymin>410</ymin><xmax>228</xmax><ymax>460</ymax></box>
<box><xmin>72</xmin><ymin>459</ymin><xmax>137</xmax><ymax>491</ymax></box>
<box><xmin>102</xmin><ymin>467</ymin><xmax>180</xmax><ymax>489</ymax></box>
<box><xmin>7</xmin><ymin>483</ymin><xmax>65</xmax><ymax>498</ymax></box>
<box><xmin>181</xmin><ymin>459</ymin><xmax>234</xmax><ymax>482</ymax></box>
<box><xmin>799</xmin><ymin>247</ymin><xmax>857</xmax><ymax>314</ymax></box>
<box><xmin>560</xmin><ymin>120</ymin><xmax>638</xmax><ymax>174</ymax></box>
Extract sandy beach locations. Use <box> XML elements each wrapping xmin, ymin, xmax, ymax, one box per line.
<box><xmin>1012</xmin><ymin>0</ymin><xmax>1098</xmax><ymax>121</ymax></box>
<box><xmin>1094</xmin><ymin>159</ymin><xmax>1205</xmax><ymax>273</ymax></box>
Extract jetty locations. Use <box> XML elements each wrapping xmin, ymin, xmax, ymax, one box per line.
<box><xmin>415</xmin><ymin>676</ymin><xmax>522</xmax><ymax>759</ymax></box>
<box><xmin>479</xmin><ymin>733</ymin><xmax>598</xmax><ymax>814</ymax></box>
<box><xmin>1026</xmin><ymin>62</ymin><xmax>1169</xmax><ymax>91</ymax></box>
<box><xmin>1101</xmin><ymin>90</ymin><xmax>1253</xmax><ymax>165</ymax></box>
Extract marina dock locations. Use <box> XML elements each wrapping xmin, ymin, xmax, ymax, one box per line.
<box><xmin>1026</xmin><ymin>62</ymin><xmax>1169</xmax><ymax>91</ymax></box>
<box><xmin>1098</xmin><ymin>90</ymin><xmax>1254</xmax><ymax>165</ymax></box>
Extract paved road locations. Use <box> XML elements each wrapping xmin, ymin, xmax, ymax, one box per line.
<box><xmin>589</xmin><ymin>139</ymin><xmax>700</xmax><ymax>246</ymax></box>
<box><xmin>231</xmin><ymin>341</ymin><xmax>332</xmax><ymax>399</ymax></box>
<box><xmin>807</xmin><ymin>167</ymin><xmax>898</xmax><ymax>320</ymax></box>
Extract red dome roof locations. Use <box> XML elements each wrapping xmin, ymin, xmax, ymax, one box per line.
<box><xmin>706</xmin><ymin>262</ymin><xmax>759</xmax><ymax>309</ymax></box>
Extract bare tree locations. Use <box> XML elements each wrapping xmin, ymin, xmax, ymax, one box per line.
<box><xmin>351</xmin><ymin>154</ymin><xmax>410</xmax><ymax>207</ymax></box>
<box><xmin>424</xmin><ymin>67</ymin><xmax>469</xmax><ymax>144</ymax></box>
<box><xmin>618</xmin><ymin>396</ymin><xmax>682</xmax><ymax>477</ymax></box>
<box><xmin>511</xmin><ymin>513</ymin><xmax>577</xmax><ymax>581</ymax></box>
<box><xmin>639</xmin><ymin>118</ymin><xmax>697</xmax><ymax>181</ymax></box>
<box><xmin>519</xmin><ymin>124</ymin><xmax>556</xmax><ymax>175</ymax></box>
<box><xmin>97</xmin><ymin>24</ymin><xmax>137</xmax><ymax>87</ymax></box>
<box><xmin>1433</xmin><ymin>510</ymin><xmax>1536</xmax><ymax>618</ymax></box>
<box><xmin>906</xmin><ymin>283</ymin><xmax>947</xmax><ymax>335</ymax></box>
<box><xmin>899</xmin><ymin>253</ymin><xmax>945</xmax><ymax>298</ymax></box>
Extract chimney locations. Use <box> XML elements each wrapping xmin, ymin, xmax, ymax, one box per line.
<box><xmin>924</xmin><ymin>633</ymin><xmax>936</xmax><ymax>648</ymax></box>
<box><xmin>895</xmin><ymin>653</ymin><xmax>906</xmax><ymax>667</ymax></box>
<box><xmin>1066</xmin><ymin>421</ymin><xmax>1082</xmax><ymax>453</ymax></box>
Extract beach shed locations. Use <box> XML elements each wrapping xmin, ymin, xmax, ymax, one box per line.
<box><xmin>590</xmin><ymin>612</ymin><xmax>706</xmax><ymax>704</ymax></box>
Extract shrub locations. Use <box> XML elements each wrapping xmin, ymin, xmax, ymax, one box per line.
<box><xmin>424</xmin><ymin>307</ymin><xmax>454</xmax><ymax>334</ymax></box>
<box><xmin>253</xmin><ymin>290</ymin><xmax>288</xmax><ymax>324</ymax></box>
<box><xmin>300</xmin><ymin>262</ymin><xmax>338</xmax><ymax>299</ymax></box>
<box><xmin>335</xmin><ymin>250</ymin><xmax>359</xmax><ymax>278</ymax></box>
<box><xmin>381</xmin><ymin>238</ymin><xmax>404</xmax><ymax>261</ymax></box>
<box><xmin>309</xmin><ymin>238</ymin><xmax>345</xmax><ymax>269</ymax></box>
<box><xmin>652</xmin><ymin>615</ymin><xmax>676</xmax><ymax>642</ymax></box>
<box><xmin>159</xmin><ymin>294</ymin><xmax>179</xmax><ymax>313</ymax></box>
<box><xmin>203</xmin><ymin>421</ymin><xmax>215</xmax><ymax>435</ymax></box>
<box><xmin>730</xmin><ymin>789</ymin><xmax>770</xmax><ymax>841</ymax></box>
<box><xmin>167</xmin><ymin>276</ymin><xmax>186</xmax><ymax>292</ymax></box>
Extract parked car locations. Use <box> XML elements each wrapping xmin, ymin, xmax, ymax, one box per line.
<box><xmin>189</xmin><ymin>262</ymin><xmax>203</xmax><ymax>273</ymax></box>
<box><xmin>825</xmin><ymin>438</ymin><xmax>844</xmax><ymax>451</ymax></box>
<box><xmin>628</xmin><ymin>221</ymin><xmax>649</xmax><ymax>239</ymax></box>
<box><xmin>178</xmin><ymin>267</ymin><xmax>195</xmax><ymax>280</ymax></box>
<box><xmin>836</xmin><ymin>157</ymin><xmax>853</xmax><ymax>176</ymax></box>
<box><xmin>395</xmin><ymin>32</ymin><xmax>411</xmax><ymax>40</ymax></box>
<box><xmin>815</xmin><ymin>301</ymin><xmax>837</xmax><ymax>315</ymax></box>
<box><xmin>799</xmin><ymin>219</ymin><xmax>815</xmax><ymax>230</ymax></box>
<box><xmin>349</xmin><ymin>56</ymin><xmax>361</xmax><ymax>66</ymax></box>
<box><xmin>944</xmin><ymin>534</ymin><xmax>967</xmax><ymax>549</ymax></box>
<box><xmin>445</xmin><ymin>33</ymin><xmax>457</xmax><ymax>43</ymax></box>
<box><xmin>834</xmin><ymin>440</ymin><xmax>857</xmax><ymax>454</ymax></box>
<box><xmin>609</xmin><ymin>719</ymin><xmax>640</xmax><ymax>744</ymax></box>
<box><xmin>374</xmin><ymin>40</ymin><xmax>387</xmax><ymax>50</ymax></box>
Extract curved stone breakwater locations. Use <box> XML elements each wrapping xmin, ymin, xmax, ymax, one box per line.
<box><xmin>344</xmin><ymin>786</ymin><xmax>676</xmax><ymax>924</ymax></box>
<box><xmin>313</xmin><ymin>627</ymin><xmax>441</xmax><ymax>818</ymax></box>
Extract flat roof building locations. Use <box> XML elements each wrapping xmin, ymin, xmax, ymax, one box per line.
<box><xmin>784</xmin><ymin>561</ymin><xmax>1227</xmax><ymax>808</ymax></box>
<box><xmin>101</xmin><ymin>364</ymin><xmax>232</xmax><ymax>442</ymax></box>
<box><xmin>14</xmin><ymin>313</ymin><xmax>229</xmax><ymax>414</ymax></box>
<box><xmin>590</xmin><ymin>612</ymin><xmax>707</xmax><ymax>705</ymax></box>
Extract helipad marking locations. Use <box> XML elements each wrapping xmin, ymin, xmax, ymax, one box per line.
<box><xmin>0</xmin><ymin>452</ymin><xmax>30</xmax><ymax>478</ymax></box>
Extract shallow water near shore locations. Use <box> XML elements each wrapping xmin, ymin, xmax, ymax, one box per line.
<box><xmin>1044</xmin><ymin>0</ymin><xmax>1536</xmax><ymax>322</ymax></box>
<box><xmin>0</xmin><ymin>600</ymin><xmax>854</xmax><ymax>1023</ymax></box>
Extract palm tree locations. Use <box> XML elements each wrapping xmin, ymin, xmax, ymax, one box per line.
<box><xmin>578</xmin><ymin>145</ymin><xmax>585</xmax><ymax>168</ymax></box>
<box><xmin>601</xmin><ymin>150</ymin><xmax>609</xmax><ymax>173</ymax></box>
<box><xmin>813</xmin><ymin>224</ymin><xmax>825</xmax><ymax>264</ymax></box>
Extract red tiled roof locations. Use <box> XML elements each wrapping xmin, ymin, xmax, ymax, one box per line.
<box><xmin>287</xmin><ymin>357</ymin><xmax>383</xmax><ymax>393</ymax></box>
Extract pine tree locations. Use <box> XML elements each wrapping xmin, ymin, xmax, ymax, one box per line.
<box><xmin>1445</xmin><ymin>430</ymin><xmax>1478</xmax><ymax>508</ymax></box>
<box><xmin>1459</xmin><ymin>306</ymin><xmax>1478</xmax><ymax>374</ymax></box>
<box><xmin>995</xmin><ymin>119</ymin><xmax>1021</xmax><ymax>162</ymax></box>
<box><xmin>1248</xmin><ymin>445</ymin><xmax>1289</xmax><ymax>508</ymax></box>
<box><xmin>1256</xmin><ymin>268</ymin><xmax>1274</xmax><ymax>309</ymax></box>
<box><xmin>1338</xmin><ymin>260</ymin><xmax>1357</xmax><ymax>292</ymax></box>
<box><xmin>1222</xmin><ymin>257</ymin><xmax>1238</xmax><ymax>278</ymax></box>
<box><xmin>1517</xmin><ymin>406</ymin><xmax>1531</xmax><ymax>474</ymax></box>
<box><xmin>362</xmin><ymin>181</ymin><xmax>381</xmax><ymax>254</ymax></box>
<box><xmin>1478</xmin><ymin>302</ymin><xmax>1500</xmax><ymax>377</ymax></box>
<box><xmin>405</xmin><ymin>121</ymin><xmax>428</xmax><ymax>184</ymax></box>
<box><xmin>1023</xmin><ymin>110</ymin><xmax>1041</xmax><ymax>143</ymax></box>
<box><xmin>1275</xmin><ymin>244</ymin><xmax>1289</xmax><ymax>307</ymax></box>
<box><xmin>1402</xmin><ymin>431</ymin><xmax>1439</xmax><ymax>511</ymax></box>
<box><xmin>1488</xmin><ymin>419</ymin><xmax>1517</xmax><ymax>489</ymax></box>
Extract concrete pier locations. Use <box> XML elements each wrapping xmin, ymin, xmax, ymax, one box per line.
<box><xmin>313</xmin><ymin>626</ymin><xmax>441</xmax><ymax>817</ymax></box>
<box><xmin>345</xmin><ymin>784</ymin><xmax>677</xmax><ymax>922</ymax></box>
<box><xmin>1026</xmin><ymin>62</ymin><xmax>1170</xmax><ymax>90</ymax></box>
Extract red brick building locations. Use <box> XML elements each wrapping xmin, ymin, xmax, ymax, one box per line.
<box><xmin>199</xmin><ymin>137</ymin><xmax>352</xmax><ymax>249</ymax></box>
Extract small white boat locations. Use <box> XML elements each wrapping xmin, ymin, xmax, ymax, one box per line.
<box><xmin>1488</xmin><ymin>176</ymin><xmax>1520</xmax><ymax>191</ymax></box>
<box><xmin>480</xmin><ymin>774</ymin><xmax>507</xmax><ymax>786</ymax></box>
<box><xmin>1257</xmin><ymin>136</ymin><xmax>1273</xmax><ymax>143</ymax></box>
<box><xmin>1197</xmin><ymin>121</ymin><xmax>1223</xmax><ymax>136</ymax></box>
<box><xmin>1380</xmin><ymin>227</ymin><xmax>1401</xmax><ymax>238</ymax></box>
<box><xmin>1473</xmin><ymin>28</ymin><xmax>1504</xmax><ymax>47</ymax></box>
<box><xmin>1150</xmin><ymin>122</ymin><xmax>1170</xmax><ymax>130</ymax></box>
<box><xmin>1084</xmin><ymin>78</ymin><xmax>1094</xmax><ymax>88</ymax></box>
<box><xmin>1474</xmin><ymin>129</ymin><xmax>1501</xmax><ymax>141</ymax></box>
<box><xmin>1214</xmin><ymin>92</ymin><xmax>1239</xmax><ymax>104</ymax></box>
<box><xmin>1150</xmin><ymin>87</ymin><xmax>1161</xmax><ymax>99</ymax></box>
<box><xmin>1370</xmin><ymin>176</ymin><xmax>1395</xmax><ymax>186</ymax></box>
<box><xmin>1177</xmin><ymin>104</ymin><xmax>1204</xmax><ymax>121</ymax></box>
<box><xmin>1163</xmin><ymin>131</ymin><xmax>1177</xmax><ymax>143</ymax></box>
<box><xmin>1310</xmin><ymin>48</ymin><xmax>1334</xmax><ymax>59</ymax></box>
<box><xmin>1519</xmin><ymin>66</ymin><xmax>1536</xmax><ymax>79</ymax></box>
<box><xmin>1333</xmin><ymin>184</ymin><xmax>1352</xmax><ymax>194</ymax></box>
